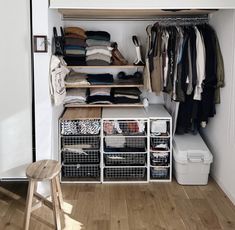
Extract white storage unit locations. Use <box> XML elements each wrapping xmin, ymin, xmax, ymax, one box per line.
<box><xmin>102</xmin><ymin>108</ymin><xmax>149</xmax><ymax>183</ymax></box>
<box><xmin>145</xmin><ymin>105</ymin><xmax>172</xmax><ymax>182</ymax></box>
<box><xmin>173</xmin><ymin>134</ymin><xmax>213</xmax><ymax>185</ymax></box>
<box><xmin>59</xmin><ymin>108</ymin><xmax>102</xmax><ymax>183</ymax></box>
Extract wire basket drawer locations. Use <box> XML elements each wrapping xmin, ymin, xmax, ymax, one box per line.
<box><xmin>104</xmin><ymin>167</ymin><xmax>146</xmax><ymax>180</ymax></box>
<box><xmin>104</xmin><ymin>136</ymin><xmax>147</xmax><ymax>152</ymax></box>
<box><xmin>104</xmin><ymin>153</ymin><xmax>146</xmax><ymax>166</ymax></box>
<box><xmin>150</xmin><ymin>166</ymin><xmax>169</xmax><ymax>179</ymax></box>
<box><xmin>61</xmin><ymin>136</ymin><xmax>100</xmax><ymax>149</ymax></box>
<box><xmin>150</xmin><ymin>137</ymin><xmax>170</xmax><ymax>151</ymax></box>
<box><xmin>61</xmin><ymin>120</ymin><xmax>101</xmax><ymax>135</ymax></box>
<box><xmin>103</xmin><ymin>120</ymin><xmax>147</xmax><ymax>136</ymax></box>
<box><xmin>62</xmin><ymin>164</ymin><xmax>100</xmax><ymax>178</ymax></box>
<box><xmin>62</xmin><ymin>149</ymin><xmax>100</xmax><ymax>164</ymax></box>
<box><xmin>150</xmin><ymin>152</ymin><xmax>169</xmax><ymax>166</ymax></box>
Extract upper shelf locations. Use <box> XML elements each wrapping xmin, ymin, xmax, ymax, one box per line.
<box><xmin>58</xmin><ymin>9</ymin><xmax>217</xmax><ymax>20</ymax></box>
<box><xmin>50</xmin><ymin>0</ymin><xmax>235</xmax><ymax>11</ymax></box>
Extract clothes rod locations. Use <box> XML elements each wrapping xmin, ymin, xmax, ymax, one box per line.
<box><xmin>62</xmin><ymin>14</ymin><xmax>209</xmax><ymax>22</ymax></box>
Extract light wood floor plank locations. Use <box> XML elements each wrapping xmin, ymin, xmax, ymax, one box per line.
<box><xmin>0</xmin><ymin>179</ymin><xmax>235</xmax><ymax>230</ymax></box>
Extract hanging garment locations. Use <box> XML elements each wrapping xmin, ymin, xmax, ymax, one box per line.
<box><xmin>193</xmin><ymin>26</ymin><xmax>206</xmax><ymax>101</ymax></box>
<box><xmin>150</xmin><ymin>26</ymin><xmax>163</xmax><ymax>95</ymax></box>
<box><xmin>49</xmin><ymin>55</ymin><xmax>69</xmax><ymax>106</ymax></box>
<box><xmin>143</xmin><ymin>25</ymin><xmax>153</xmax><ymax>92</ymax></box>
<box><xmin>197</xmin><ymin>24</ymin><xmax>217</xmax><ymax>125</ymax></box>
<box><xmin>214</xmin><ymin>31</ymin><xmax>225</xmax><ymax>104</ymax></box>
<box><xmin>161</xmin><ymin>29</ymin><xmax>170</xmax><ymax>88</ymax></box>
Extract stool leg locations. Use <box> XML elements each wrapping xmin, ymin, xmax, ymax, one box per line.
<box><xmin>55</xmin><ymin>175</ymin><xmax>64</xmax><ymax>210</ymax></box>
<box><xmin>51</xmin><ymin>178</ymin><xmax>61</xmax><ymax>230</ymax></box>
<box><xmin>24</xmin><ymin>179</ymin><xmax>35</xmax><ymax>230</ymax></box>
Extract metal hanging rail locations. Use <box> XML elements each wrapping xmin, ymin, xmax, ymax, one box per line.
<box><xmin>62</xmin><ymin>13</ymin><xmax>209</xmax><ymax>22</ymax></box>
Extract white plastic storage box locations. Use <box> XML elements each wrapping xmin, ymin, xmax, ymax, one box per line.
<box><xmin>173</xmin><ymin>134</ymin><xmax>213</xmax><ymax>185</ymax></box>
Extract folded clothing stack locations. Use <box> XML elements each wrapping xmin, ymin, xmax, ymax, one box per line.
<box><xmin>64</xmin><ymin>88</ymin><xmax>87</xmax><ymax>104</ymax></box>
<box><xmin>63</xmin><ymin>27</ymin><xmax>87</xmax><ymax>66</ymax></box>
<box><xmin>87</xmin><ymin>88</ymin><xmax>114</xmax><ymax>104</ymax></box>
<box><xmin>113</xmin><ymin>87</ymin><xmax>141</xmax><ymax>104</ymax></box>
<box><xmin>86</xmin><ymin>31</ymin><xmax>112</xmax><ymax>66</ymax></box>
<box><xmin>64</xmin><ymin>70</ymin><xmax>90</xmax><ymax>86</ymax></box>
<box><xmin>87</xmin><ymin>73</ymin><xmax>113</xmax><ymax>85</ymax></box>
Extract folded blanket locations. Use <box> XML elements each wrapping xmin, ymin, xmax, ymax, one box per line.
<box><xmin>65</xmin><ymin>27</ymin><xmax>87</xmax><ymax>38</ymax></box>
<box><xmin>86</xmin><ymin>39</ymin><xmax>111</xmax><ymax>47</ymax></box>
<box><xmin>113</xmin><ymin>87</ymin><xmax>141</xmax><ymax>97</ymax></box>
<box><xmin>64</xmin><ymin>50</ymin><xmax>86</xmax><ymax>56</ymax></box>
<box><xmin>64</xmin><ymin>45</ymin><xmax>86</xmax><ymax>51</ymax></box>
<box><xmin>86</xmin><ymin>49</ymin><xmax>112</xmax><ymax>57</ymax></box>
<box><xmin>86</xmin><ymin>46</ymin><xmax>112</xmax><ymax>51</ymax></box>
<box><xmin>65</xmin><ymin>38</ymin><xmax>87</xmax><ymax>47</ymax></box>
<box><xmin>87</xmin><ymin>73</ymin><xmax>113</xmax><ymax>85</ymax></box>
<box><xmin>114</xmin><ymin>97</ymin><xmax>140</xmax><ymax>104</ymax></box>
<box><xmin>90</xmin><ymin>88</ymin><xmax>111</xmax><ymax>96</ymax></box>
<box><xmin>65</xmin><ymin>34</ymin><xmax>87</xmax><ymax>40</ymax></box>
<box><xmin>87</xmin><ymin>95</ymin><xmax>114</xmax><ymax>104</ymax></box>
<box><xmin>65</xmin><ymin>71</ymin><xmax>89</xmax><ymax>86</ymax></box>
<box><xmin>86</xmin><ymin>31</ymin><xmax>110</xmax><ymax>41</ymax></box>
<box><xmin>64</xmin><ymin>88</ymin><xmax>87</xmax><ymax>104</ymax></box>
<box><xmin>114</xmin><ymin>94</ymin><xmax>139</xmax><ymax>99</ymax></box>
<box><xmin>86</xmin><ymin>53</ymin><xmax>111</xmax><ymax>63</ymax></box>
<box><xmin>86</xmin><ymin>60</ymin><xmax>110</xmax><ymax>66</ymax></box>
<box><xmin>64</xmin><ymin>56</ymin><xmax>86</xmax><ymax>66</ymax></box>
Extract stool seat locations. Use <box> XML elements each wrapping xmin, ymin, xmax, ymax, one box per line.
<box><xmin>26</xmin><ymin>159</ymin><xmax>61</xmax><ymax>180</ymax></box>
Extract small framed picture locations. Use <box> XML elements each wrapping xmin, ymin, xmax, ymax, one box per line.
<box><xmin>34</xmin><ymin>35</ymin><xmax>48</xmax><ymax>53</ymax></box>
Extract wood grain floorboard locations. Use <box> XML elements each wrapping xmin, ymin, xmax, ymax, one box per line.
<box><xmin>0</xmin><ymin>179</ymin><xmax>235</xmax><ymax>230</ymax></box>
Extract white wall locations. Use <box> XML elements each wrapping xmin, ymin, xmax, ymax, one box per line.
<box><xmin>0</xmin><ymin>0</ymin><xmax>32</xmax><ymax>178</ymax></box>
<box><xmin>202</xmin><ymin>9</ymin><xmax>235</xmax><ymax>204</ymax></box>
<box><xmin>32</xmin><ymin>0</ymin><xmax>64</xmax><ymax>161</ymax></box>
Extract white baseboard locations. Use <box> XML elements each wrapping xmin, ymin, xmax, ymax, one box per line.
<box><xmin>211</xmin><ymin>173</ymin><xmax>235</xmax><ymax>206</ymax></box>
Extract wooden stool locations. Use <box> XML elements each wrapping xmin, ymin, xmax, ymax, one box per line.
<box><xmin>23</xmin><ymin>160</ymin><xmax>63</xmax><ymax>230</ymax></box>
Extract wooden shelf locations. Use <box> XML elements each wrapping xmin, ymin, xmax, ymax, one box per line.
<box><xmin>67</xmin><ymin>65</ymin><xmax>145</xmax><ymax>69</ymax></box>
<box><xmin>61</xmin><ymin>107</ymin><xmax>102</xmax><ymax>120</ymax></box>
<box><xmin>64</xmin><ymin>103</ymin><xmax>144</xmax><ymax>108</ymax></box>
<box><xmin>65</xmin><ymin>83</ymin><xmax>144</xmax><ymax>88</ymax></box>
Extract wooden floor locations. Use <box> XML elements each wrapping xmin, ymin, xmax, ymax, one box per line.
<box><xmin>0</xmin><ymin>179</ymin><xmax>235</xmax><ymax>230</ymax></box>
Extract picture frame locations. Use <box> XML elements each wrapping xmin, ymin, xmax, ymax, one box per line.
<box><xmin>33</xmin><ymin>35</ymin><xmax>48</xmax><ymax>53</ymax></box>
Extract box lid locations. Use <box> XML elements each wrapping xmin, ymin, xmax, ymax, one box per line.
<box><xmin>173</xmin><ymin>134</ymin><xmax>213</xmax><ymax>164</ymax></box>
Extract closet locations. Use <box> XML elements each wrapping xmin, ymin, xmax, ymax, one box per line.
<box><xmin>32</xmin><ymin>0</ymin><xmax>235</xmax><ymax>201</ymax></box>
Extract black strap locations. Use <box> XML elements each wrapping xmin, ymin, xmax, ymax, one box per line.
<box><xmin>53</xmin><ymin>27</ymin><xmax>58</xmax><ymax>38</ymax></box>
